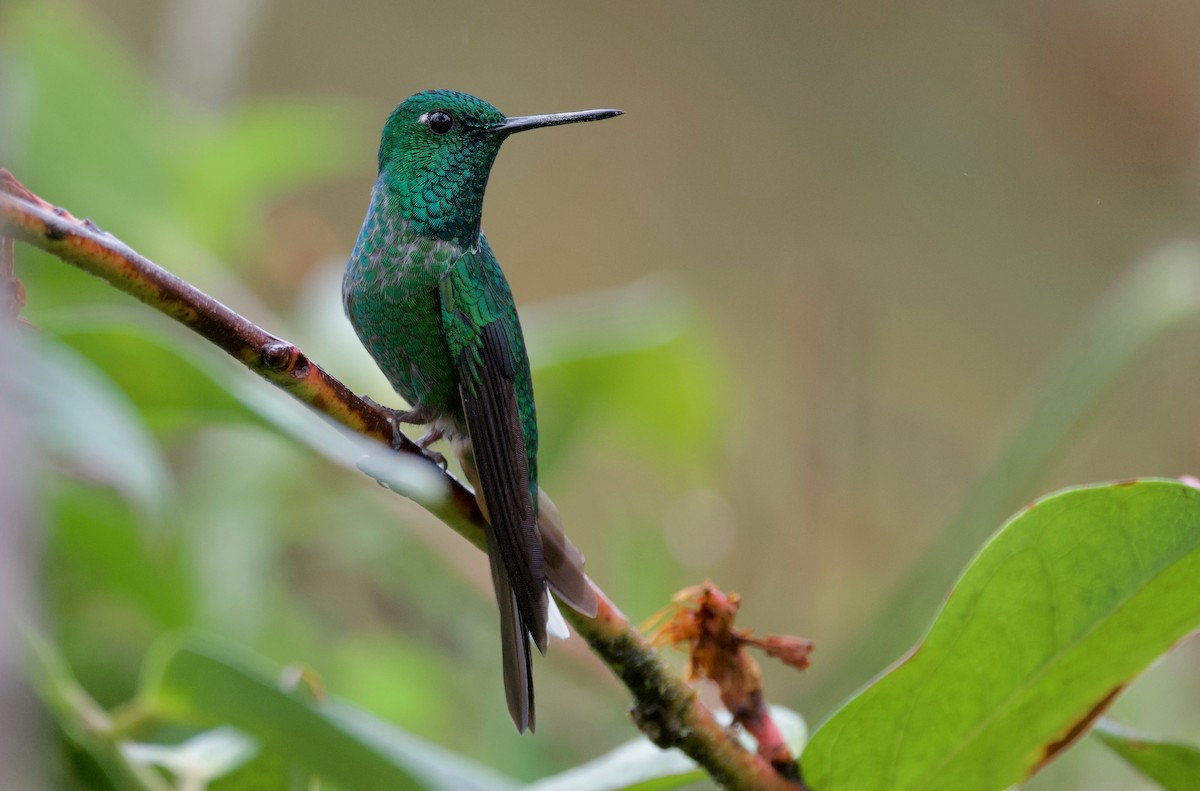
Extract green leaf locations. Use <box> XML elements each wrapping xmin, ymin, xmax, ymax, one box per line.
<box><xmin>208</xmin><ymin>747</ymin><xmax>308</xmax><ymax>791</ymax></box>
<box><xmin>17</xmin><ymin>332</ymin><xmax>172</xmax><ymax>516</ymax></box>
<box><xmin>25</xmin><ymin>631</ymin><xmax>169</xmax><ymax>791</ymax></box>
<box><xmin>528</xmin><ymin>707</ymin><xmax>806</xmax><ymax>791</ymax></box>
<box><xmin>141</xmin><ymin>638</ymin><xmax>517</xmax><ymax>791</ymax></box>
<box><xmin>49</xmin><ymin>486</ymin><xmax>193</xmax><ymax>630</ymax></box>
<box><xmin>51</xmin><ymin>318</ymin><xmax>268</xmax><ymax>433</ymax></box>
<box><xmin>803</xmin><ymin>479</ymin><xmax>1200</xmax><ymax>791</ymax></box>
<box><xmin>1094</xmin><ymin>719</ymin><xmax>1200</xmax><ymax>791</ymax></box>
<box><xmin>52</xmin><ymin>314</ymin><xmax>446</xmax><ymax>504</ymax></box>
<box><xmin>323</xmin><ymin>701</ymin><xmax>521</xmax><ymax>791</ymax></box>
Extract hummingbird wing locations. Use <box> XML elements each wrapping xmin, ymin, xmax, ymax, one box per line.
<box><xmin>537</xmin><ymin>488</ymin><xmax>599</xmax><ymax>618</ymax></box>
<box><xmin>441</xmin><ymin>248</ymin><xmax>548</xmax><ymax>731</ymax></box>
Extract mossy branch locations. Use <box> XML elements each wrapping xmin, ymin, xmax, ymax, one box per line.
<box><xmin>0</xmin><ymin>172</ymin><xmax>803</xmax><ymax>791</ymax></box>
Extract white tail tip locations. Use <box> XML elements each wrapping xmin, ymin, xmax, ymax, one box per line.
<box><xmin>546</xmin><ymin>594</ymin><xmax>570</xmax><ymax>641</ymax></box>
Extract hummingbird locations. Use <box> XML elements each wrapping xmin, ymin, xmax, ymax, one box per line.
<box><xmin>342</xmin><ymin>90</ymin><xmax>621</xmax><ymax>731</ymax></box>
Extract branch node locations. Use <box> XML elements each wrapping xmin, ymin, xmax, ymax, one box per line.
<box><xmin>44</xmin><ymin>222</ymin><xmax>67</xmax><ymax>242</ymax></box>
<box><xmin>261</xmin><ymin>341</ymin><xmax>298</xmax><ymax>371</ymax></box>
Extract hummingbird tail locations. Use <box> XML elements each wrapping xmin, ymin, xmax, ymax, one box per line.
<box><xmin>545</xmin><ymin>596</ymin><xmax>569</xmax><ymax>640</ymax></box>
<box><xmin>537</xmin><ymin>488</ymin><xmax>599</xmax><ymax>618</ymax></box>
<box><xmin>488</xmin><ymin>525</ymin><xmax>535</xmax><ymax>733</ymax></box>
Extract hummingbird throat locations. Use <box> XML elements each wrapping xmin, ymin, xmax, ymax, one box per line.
<box><xmin>379</xmin><ymin>150</ymin><xmax>498</xmax><ymax>245</ymax></box>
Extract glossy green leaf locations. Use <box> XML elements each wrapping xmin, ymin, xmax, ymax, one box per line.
<box><xmin>528</xmin><ymin>707</ymin><xmax>806</xmax><ymax>791</ymax></box>
<box><xmin>804</xmin><ymin>480</ymin><xmax>1200</xmax><ymax>791</ymax></box>
<box><xmin>141</xmin><ymin>638</ymin><xmax>517</xmax><ymax>791</ymax></box>
<box><xmin>1094</xmin><ymin>719</ymin><xmax>1200</xmax><ymax>791</ymax></box>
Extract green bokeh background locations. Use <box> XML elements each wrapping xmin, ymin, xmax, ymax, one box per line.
<box><xmin>2</xmin><ymin>1</ymin><xmax>1199</xmax><ymax>788</ymax></box>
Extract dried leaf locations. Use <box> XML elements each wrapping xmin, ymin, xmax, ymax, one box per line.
<box><xmin>647</xmin><ymin>581</ymin><xmax>809</xmax><ymax>779</ymax></box>
<box><xmin>743</xmin><ymin>634</ymin><xmax>815</xmax><ymax>671</ymax></box>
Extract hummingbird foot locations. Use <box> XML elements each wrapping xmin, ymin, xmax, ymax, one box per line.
<box><xmin>361</xmin><ymin>395</ymin><xmax>409</xmax><ymax>451</ymax></box>
<box><xmin>414</xmin><ymin>427</ymin><xmax>448</xmax><ymax>470</ymax></box>
<box><xmin>360</xmin><ymin>396</ymin><xmax>447</xmax><ymax>465</ymax></box>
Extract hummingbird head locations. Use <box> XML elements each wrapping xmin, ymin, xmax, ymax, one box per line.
<box><xmin>377</xmin><ymin>90</ymin><xmax>622</xmax><ymax>244</ymax></box>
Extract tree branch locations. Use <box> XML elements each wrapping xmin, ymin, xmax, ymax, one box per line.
<box><xmin>0</xmin><ymin>173</ymin><xmax>803</xmax><ymax>791</ymax></box>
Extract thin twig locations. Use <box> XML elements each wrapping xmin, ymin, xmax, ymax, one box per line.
<box><xmin>0</xmin><ymin>173</ymin><xmax>803</xmax><ymax>791</ymax></box>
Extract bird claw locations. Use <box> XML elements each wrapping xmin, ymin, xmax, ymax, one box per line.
<box><xmin>360</xmin><ymin>395</ymin><xmax>446</xmax><ymax>466</ymax></box>
<box><xmin>422</xmin><ymin>448</ymin><xmax>448</xmax><ymax>470</ymax></box>
<box><xmin>361</xmin><ymin>396</ymin><xmax>408</xmax><ymax>451</ymax></box>
<box><xmin>415</xmin><ymin>427</ymin><xmax>448</xmax><ymax>470</ymax></box>
<box><xmin>361</xmin><ymin>395</ymin><xmax>397</xmax><ymax>418</ymax></box>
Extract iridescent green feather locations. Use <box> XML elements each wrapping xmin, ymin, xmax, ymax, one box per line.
<box><xmin>441</xmin><ymin>238</ymin><xmax>540</xmax><ymax>504</ymax></box>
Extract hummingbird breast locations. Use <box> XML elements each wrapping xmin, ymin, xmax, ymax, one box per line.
<box><xmin>342</xmin><ymin>184</ymin><xmax>466</xmax><ymax>424</ymax></box>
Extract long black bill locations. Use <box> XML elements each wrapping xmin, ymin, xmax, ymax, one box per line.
<box><xmin>493</xmin><ymin>108</ymin><xmax>623</xmax><ymax>135</ymax></box>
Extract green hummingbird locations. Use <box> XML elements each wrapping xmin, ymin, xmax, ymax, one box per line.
<box><xmin>343</xmin><ymin>90</ymin><xmax>621</xmax><ymax>731</ymax></box>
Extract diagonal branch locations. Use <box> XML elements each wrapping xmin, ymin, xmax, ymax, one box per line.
<box><xmin>0</xmin><ymin>173</ymin><xmax>803</xmax><ymax>791</ymax></box>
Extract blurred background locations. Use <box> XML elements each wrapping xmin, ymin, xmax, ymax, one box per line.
<box><xmin>3</xmin><ymin>0</ymin><xmax>1200</xmax><ymax>788</ymax></box>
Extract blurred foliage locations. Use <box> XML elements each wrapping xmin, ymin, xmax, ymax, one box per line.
<box><xmin>2</xmin><ymin>1</ymin><xmax>732</xmax><ymax>785</ymax></box>
<box><xmin>0</xmin><ymin>0</ymin><xmax>362</xmax><ymax>267</ymax></box>
<box><xmin>5</xmin><ymin>0</ymin><xmax>1200</xmax><ymax>789</ymax></box>
<box><xmin>18</xmin><ymin>332</ymin><xmax>172</xmax><ymax>517</ymax></box>
<box><xmin>140</xmin><ymin>638</ymin><xmax>515</xmax><ymax>791</ymax></box>
<box><xmin>1095</xmin><ymin>720</ymin><xmax>1200</xmax><ymax>791</ymax></box>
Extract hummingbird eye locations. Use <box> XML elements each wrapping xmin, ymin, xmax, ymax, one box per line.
<box><xmin>423</xmin><ymin>110</ymin><xmax>455</xmax><ymax>135</ymax></box>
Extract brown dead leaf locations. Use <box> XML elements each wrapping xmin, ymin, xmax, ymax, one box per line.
<box><xmin>647</xmin><ymin>580</ymin><xmax>811</xmax><ymax>781</ymax></box>
<box><xmin>742</xmin><ymin>634</ymin><xmax>815</xmax><ymax>671</ymax></box>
